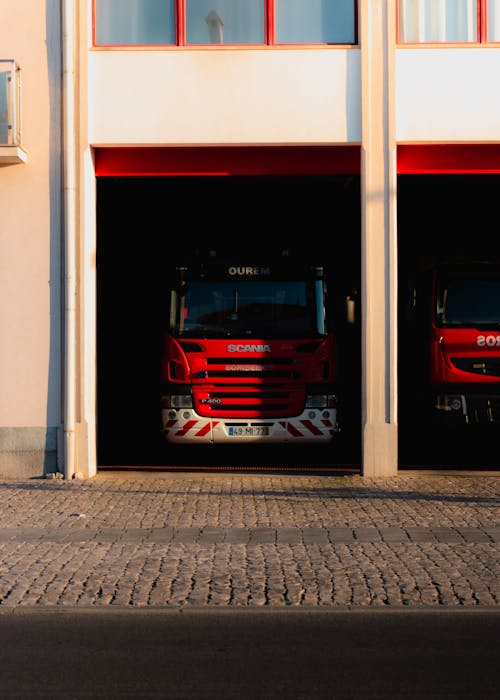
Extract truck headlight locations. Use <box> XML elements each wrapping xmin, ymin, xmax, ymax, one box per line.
<box><xmin>435</xmin><ymin>395</ymin><xmax>465</xmax><ymax>413</ymax></box>
<box><xmin>305</xmin><ymin>394</ymin><xmax>337</xmax><ymax>409</ymax></box>
<box><xmin>164</xmin><ymin>395</ymin><xmax>193</xmax><ymax>409</ymax></box>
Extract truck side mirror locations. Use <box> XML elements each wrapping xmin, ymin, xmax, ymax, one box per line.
<box><xmin>346</xmin><ymin>289</ymin><xmax>358</xmax><ymax>325</ymax></box>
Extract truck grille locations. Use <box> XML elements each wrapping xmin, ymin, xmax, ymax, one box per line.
<box><xmin>194</xmin><ymin>386</ymin><xmax>302</xmax><ymax>417</ymax></box>
<box><xmin>451</xmin><ymin>357</ymin><xmax>500</xmax><ymax>377</ymax></box>
<box><xmin>204</xmin><ymin>370</ymin><xmax>300</xmax><ymax>379</ymax></box>
<box><xmin>196</xmin><ymin>357</ymin><xmax>302</xmax><ymax>380</ymax></box>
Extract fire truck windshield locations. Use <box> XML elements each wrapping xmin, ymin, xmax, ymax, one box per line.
<box><xmin>171</xmin><ymin>280</ymin><xmax>324</xmax><ymax>338</ymax></box>
<box><xmin>437</xmin><ymin>277</ymin><xmax>500</xmax><ymax>327</ymax></box>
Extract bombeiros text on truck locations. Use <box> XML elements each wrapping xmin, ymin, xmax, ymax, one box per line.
<box><xmin>160</xmin><ymin>249</ymin><xmax>340</xmax><ymax>444</ymax></box>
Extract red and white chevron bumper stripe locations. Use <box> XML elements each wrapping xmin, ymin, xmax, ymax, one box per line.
<box><xmin>163</xmin><ymin>417</ymin><xmax>217</xmax><ymax>439</ymax></box>
<box><xmin>279</xmin><ymin>418</ymin><xmax>336</xmax><ymax>439</ymax></box>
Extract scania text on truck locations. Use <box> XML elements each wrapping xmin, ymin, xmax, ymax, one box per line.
<box><xmin>409</xmin><ymin>258</ymin><xmax>500</xmax><ymax>425</ymax></box>
<box><xmin>160</xmin><ymin>251</ymin><xmax>340</xmax><ymax>444</ymax></box>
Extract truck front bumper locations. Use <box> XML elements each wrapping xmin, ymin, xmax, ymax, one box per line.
<box><xmin>161</xmin><ymin>408</ymin><xmax>339</xmax><ymax>444</ymax></box>
<box><xmin>433</xmin><ymin>391</ymin><xmax>500</xmax><ymax>424</ymax></box>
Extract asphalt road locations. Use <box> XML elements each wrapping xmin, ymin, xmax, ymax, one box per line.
<box><xmin>0</xmin><ymin>608</ymin><xmax>499</xmax><ymax>699</ymax></box>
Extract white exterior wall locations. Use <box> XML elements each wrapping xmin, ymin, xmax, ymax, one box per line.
<box><xmin>89</xmin><ymin>47</ymin><xmax>500</xmax><ymax>147</ymax></box>
<box><xmin>396</xmin><ymin>49</ymin><xmax>500</xmax><ymax>142</ymax></box>
<box><xmin>88</xmin><ymin>49</ymin><xmax>361</xmax><ymax>145</ymax></box>
<box><xmin>2</xmin><ymin>0</ymin><xmax>500</xmax><ymax>478</ymax></box>
<box><xmin>0</xmin><ymin>0</ymin><xmax>62</xmax><ymax>477</ymax></box>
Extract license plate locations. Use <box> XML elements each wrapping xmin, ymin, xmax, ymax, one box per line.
<box><xmin>228</xmin><ymin>427</ymin><xmax>270</xmax><ymax>436</ymax></box>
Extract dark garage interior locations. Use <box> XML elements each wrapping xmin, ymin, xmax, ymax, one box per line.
<box><xmin>397</xmin><ymin>174</ymin><xmax>500</xmax><ymax>469</ymax></box>
<box><xmin>97</xmin><ymin>173</ymin><xmax>500</xmax><ymax>471</ymax></box>
<box><xmin>96</xmin><ymin>175</ymin><xmax>361</xmax><ymax>470</ymax></box>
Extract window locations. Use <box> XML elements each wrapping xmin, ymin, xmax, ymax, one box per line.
<box><xmin>93</xmin><ymin>0</ymin><xmax>357</xmax><ymax>46</ymax></box>
<box><xmin>95</xmin><ymin>0</ymin><xmax>175</xmax><ymax>45</ymax></box>
<box><xmin>399</xmin><ymin>0</ymin><xmax>500</xmax><ymax>43</ymax></box>
<box><xmin>172</xmin><ymin>280</ymin><xmax>320</xmax><ymax>338</ymax></box>
<box><xmin>435</xmin><ymin>265</ymin><xmax>500</xmax><ymax>327</ymax></box>
<box><xmin>441</xmin><ymin>279</ymin><xmax>500</xmax><ymax>325</ymax></box>
<box><xmin>488</xmin><ymin>0</ymin><xmax>500</xmax><ymax>40</ymax></box>
<box><xmin>0</xmin><ymin>69</ymin><xmax>9</xmax><ymax>144</ymax></box>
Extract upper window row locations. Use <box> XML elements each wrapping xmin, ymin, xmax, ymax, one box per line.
<box><xmin>93</xmin><ymin>0</ymin><xmax>357</xmax><ymax>46</ymax></box>
<box><xmin>93</xmin><ymin>1</ymin><xmax>500</xmax><ymax>48</ymax></box>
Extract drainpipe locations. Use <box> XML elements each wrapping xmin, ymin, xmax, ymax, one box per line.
<box><xmin>62</xmin><ymin>0</ymin><xmax>77</xmax><ymax>480</ymax></box>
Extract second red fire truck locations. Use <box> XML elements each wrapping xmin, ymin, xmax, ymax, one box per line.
<box><xmin>407</xmin><ymin>257</ymin><xmax>500</xmax><ymax>425</ymax></box>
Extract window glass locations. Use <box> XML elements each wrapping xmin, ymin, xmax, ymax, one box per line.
<box><xmin>441</xmin><ymin>279</ymin><xmax>500</xmax><ymax>325</ymax></box>
<box><xmin>95</xmin><ymin>0</ymin><xmax>175</xmax><ymax>45</ymax></box>
<box><xmin>175</xmin><ymin>281</ymin><xmax>318</xmax><ymax>337</ymax></box>
<box><xmin>488</xmin><ymin>0</ymin><xmax>500</xmax><ymax>40</ymax></box>
<box><xmin>0</xmin><ymin>70</ymin><xmax>8</xmax><ymax>145</ymax></box>
<box><xmin>399</xmin><ymin>0</ymin><xmax>477</xmax><ymax>43</ymax></box>
<box><xmin>275</xmin><ymin>0</ymin><xmax>355</xmax><ymax>44</ymax></box>
<box><xmin>436</xmin><ymin>270</ymin><xmax>500</xmax><ymax>326</ymax></box>
<box><xmin>185</xmin><ymin>0</ymin><xmax>265</xmax><ymax>45</ymax></box>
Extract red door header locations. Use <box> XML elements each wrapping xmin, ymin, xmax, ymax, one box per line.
<box><xmin>397</xmin><ymin>145</ymin><xmax>500</xmax><ymax>174</ymax></box>
<box><xmin>94</xmin><ymin>144</ymin><xmax>500</xmax><ymax>177</ymax></box>
<box><xmin>94</xmin><ymin>146</ymin><xmax>361</xmax><ymax>176</ymax></box>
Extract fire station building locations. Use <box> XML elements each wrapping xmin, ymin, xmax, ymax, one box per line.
<box><xmin>2</xmin><ymin>1</ymin><xmax>500</xmax><ymax>480</ymax></box>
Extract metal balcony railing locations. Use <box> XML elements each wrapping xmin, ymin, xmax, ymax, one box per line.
<box><xmin>0</xmin><ymin>59</ymin><xmax>22</xmax><ymax>147</ymax></box>
<box><xmin>0</xmin><ymin>60</ymin><xmax>26</xmax><ymax>163</ymax></box>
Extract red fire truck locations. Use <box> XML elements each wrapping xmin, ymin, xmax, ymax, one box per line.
<box><xmin>160</xmin><ymin>250</ymin><xmax>340</xmax><ymax>445</ymax></box>
<box><xmin>412</xmin><ymin>258</ymin><xmax>500</xmax><ymax>425</ymax></box>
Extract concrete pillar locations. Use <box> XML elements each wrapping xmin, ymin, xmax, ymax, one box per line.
<box><xmin>359</xmin><ymin>0</ymin><xmax>398</xmax><ymax>476</ymax></box>
<box><xmin>63</xmin><ymin>0</ymin><xmax>97</xmax><ymax>479</ymax></box>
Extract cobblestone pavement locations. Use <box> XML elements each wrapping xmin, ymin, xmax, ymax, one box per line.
<box><xmin>0</xmin><ymin>470</ymin><xmax>498</xmax><ymax>609</ymax></box>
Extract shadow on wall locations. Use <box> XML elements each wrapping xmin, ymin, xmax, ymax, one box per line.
<box><xmin>0</xmin><ymin>427</ymin><xmax>58</xmax><ymax>479</ymax></box>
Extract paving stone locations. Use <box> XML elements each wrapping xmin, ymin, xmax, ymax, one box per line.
<box><xmin>276</xmin><ymin>527</ymin><xmax>302</xmax><ymax>544</ymax></box>
<box><xmin>224</xmin><ymin>528</ymin><xmax>250</xmax><ymax>544</ymax></box>
<box><xmin>484</xmin><ymin>527</ymin><xmax>500</xmax><ymax>542</ymax></box>
<box><xmin>302</xmin><ymin>527</ymin><xmax>329</xmax><ymax>544</ymax></box>
<box><xmin>146</xmin><ymin>527</ymin><xmax>175</xmax><ymax>543</ymax></box>
<box><xmin>429</xmin><ymin>527</ymin><xmax>465</xmax><ymax>542</ymax></box>
<box><xmin>327</xmin><ymin>527</ymin><xmax>355</xmax><ymax>542</ymax></box>
<box><xmin>354</xmin><ymin>527</ymin><xmax>382</xmax><ymax>541</ymax></box>
<box><xmin>249</xmin><ymin>528</ymin><xmax>276</xmax><ymax>544</ymax></box>
<box><xmin>456</xmin><ymin>528</ymin><xmax>492</xmax><ymax>543</ymax></box>
<box><xmin>171</xmin><ymin>528</ymin><xmax>201</xmax><ymax>543</ymax></box>
<box><xmin>378</xmin><ymin>527</ymin><xmax>409</xmax><ymax>542</ymax></box>
<box><xmin>405</xmin><ymin>527</ymin><xmax>437</xmax><ymax>542</ymax></box>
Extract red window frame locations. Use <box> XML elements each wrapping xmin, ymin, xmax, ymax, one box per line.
<box><xmin>397</xmin><ymin>0</ymin><xmax>499</xmax><ymax>45</ymax></box>
<box><xmin>92</xmin><ymin>0</ymin><xmax>359</xmax><ymax>48</ymax></box>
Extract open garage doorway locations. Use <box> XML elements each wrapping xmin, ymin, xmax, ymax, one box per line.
<box><xmin>398</xmin><ymin>174</ymin><xmax>500</xmax><ymax>469</ymax></box>
<box><xmin>96</xmin><ymin>175</ymin><xmax>361</xmax><ymax>471</ymax></box>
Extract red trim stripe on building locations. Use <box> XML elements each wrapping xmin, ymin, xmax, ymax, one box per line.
<box><xmin>398</xmin><ymin>145</ymin><xmax>500</xmax><ymax>174</ymax></box>
<box><xmin>94</xmin><ymin>146</ymin><xmax>361</xmax><ymax>176</ymax></box>
<box><xmin>95</xmin><ymin>144</ymin><xmax>500</xmax><ymax>177</ymax></box>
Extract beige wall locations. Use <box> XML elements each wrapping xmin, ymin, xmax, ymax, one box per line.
<box><xmin>89</xmin><ymin>45</ymin><xmax>500</xmax><ymax>147</ymax></box>
<box><xmin>396</xmin><ymin>48</ymin><xmax>500</xmax><ymax>142</ymax></box>
<box><xmin>0</xmin><ymin>0</ymin><xmax>61</xmax><ymax>475</ymax></box>
<box><xmin>88</xmin><ymin>48</ymin><xmax>361</xmax><ymax>146</ymax></box>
